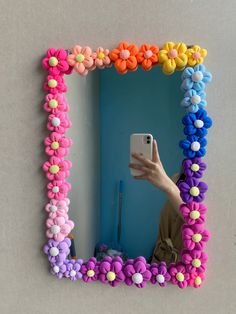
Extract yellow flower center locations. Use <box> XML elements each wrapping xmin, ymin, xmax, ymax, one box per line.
<box><xmin>176</xmin><ymin>272</ymin><xmax>184</xmax><ymax>282</ymax></box>
<box><xmin>195</xmin><ymin>276</ymin><xmax>202</xmax><ymax>285</ymax></box>
<box><xmin>76</xmin><ymin>53</ymin><xmax>85</xmax><ymax>62</ymax></box>
<box><xmin>51</xmin><ymin>141</ymin><xmax>59</xmax><ymax>150</ymax></box>
<box><xmin>48</xmin><ymin>79</ymin><xmax>57</xmax><ymax>88</ymax></box>
<box><xmin>87</xmin><ymin>270</ymin><xmax>95</xmax><ymax>277</ymax></box>
<box><xmin>192</xmin><ymin>258</ymin><xmax>201</xmax><ymax>268</ymax></box>
<box><xmin>49</xmin><ymin>165</ymin><xmax>60</xmax><ymax>174</ymax></box>
<box><xmin>49</xmin><ymin>99</ymin><xmax>58</xmax><ymax>109</ymax></box>
<box><xmin>190</xmin><ymin>186</ymin><xmax>200</xmax><ymax>196</ymax></box>
<box><xmin>97</xmin><ymin>52</ymin><xmax>105</xmax><ymax>59</ymax></box>
<box><xmin>49</xmin><ymin>57</ymin><xmax>59</xmax><ymax>66</ymax></box>
<box><xmin>106</xmin><ymin>271</ymin><xmax>116</xmax><ymax>281</ymax></box>
<box><xmin>190</xmin><ymin>210</ymin><xmax>200</xmax><ymax>220</ymax></box>
<box><xmin>191</xmin><ymin>163</ymin><xmax>200</xmax><ymax>172</ymax></box>
<box><xmin>192</xmin><ymin>233</ymin><xmax>202</xmax><ymax>243</ymax></box>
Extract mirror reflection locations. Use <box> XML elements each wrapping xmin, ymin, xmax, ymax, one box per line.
<box><xmin>65</xmin><ymin>66</ymin><xmax>184</xmax><ymax>265</ymax></box>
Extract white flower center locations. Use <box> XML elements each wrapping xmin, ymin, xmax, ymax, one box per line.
<box><xmin>50</xmin><ymin>225</ymin><xmax>60</xmax><ymax>234</ymax></box>
<box><xmin>194</xmin><ymin>119</ymin><xmax>204</xmax><ymax>128</ymax></box>
<box><xmin>52</xmin><ymin>186</ymin><xmax>59</xmax><ymax>193</ymax></box>
<box><xmin>49</xmin><ymin>247</ymin><xmax>59</xmax><ymax>256</ymax></box>
<box><xmin>191</xmin><ymin>95</ymin><xmax>201</xmax><ymax>105</ymax></box>
<box><xmin>191</xmin><ymin>141</ymin><xmax>200</xmax><ymax>152</ymax></box>
<box><xmin>50</xmin><ymin>205</ymin><xmax>58</xmax><ymax>212</ymax></box>
<box><xmin>120</xmin><ymin>49</ymin><xmax>130</xmax><ymax>60</ymax></box>
<box><xmin>70</xmin><ymin>270</ymin><xmax>76</xmax><ymax>277</ymax></box>
<box><xmin>52</xmin><ymin>117</ymin><xmax>60</xmax><ymax>127</ymax></box>
<box><xmin>156</xmin><ymin>274</ymin><xmax>165</xmax><ymax>284</ymax></box>
<box><xmin>192</xmin><ymin>71</ymin><xmax>203</xmax><ymax>82</ymax></box>
<box><xmin>132</xmin><ymin>273</ymin><xmax>143</xmax><ymax>284</ymax></box>
<box><xmin>53</xmin><ymin>265</ymin><xmax>60</xmax><ymax>273</ymax></box>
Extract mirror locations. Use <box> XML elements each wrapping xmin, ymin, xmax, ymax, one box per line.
<box><xmin>65</xmin><ymin>66</ymin><xmax>184</xmax><ymax>265</ymax></box>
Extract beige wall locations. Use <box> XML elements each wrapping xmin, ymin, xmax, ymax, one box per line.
<box><xmin>0</xmin><ymin>0</ymin><xmax>235</xmax><ymax>313</ymax></box>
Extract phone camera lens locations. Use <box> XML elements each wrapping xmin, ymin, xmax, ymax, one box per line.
<box><xmin>147</xmin><ymin>136</ymin><xmax>150</xmax><ymax>139</ymax></box>
<box><xmin>147</xmin><ymin>140</ymin><xmax>150</xmax><ymax>144</ymax></box>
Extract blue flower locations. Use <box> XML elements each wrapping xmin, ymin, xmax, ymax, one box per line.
<box><xmin>181</xmin><ymin>89</ymin><xmax>206</xmax><ymax>113</ymax></box>
<box><xmin>179</xmin><ymin>135</ymin><xmax>207</xmax><ymax>158</ymax></box>
<box><xmin>182</xmin><ymin>109</ymin><xmax>212</xmax><ymax>137</ymax></box>
<box><xmin>181</xmin><ymin>64</ymin><xmax>212</xmax><ymax>91</ymax></box>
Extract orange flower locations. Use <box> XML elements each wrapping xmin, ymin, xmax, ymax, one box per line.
<box><xmin>109</xmin><ymin>41</ymin><xmax>138</xmax><ymax>74</ymax></box>
<box><xmin>136</xmin><ymin>44</ymin><xmax>159</xmax><ymax>71</ymax></box>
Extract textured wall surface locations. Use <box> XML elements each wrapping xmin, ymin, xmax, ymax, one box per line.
<box><xmin>0</xmin><ymin>1</ymin><xmax>235</xmax><ymax>313</ymax></box>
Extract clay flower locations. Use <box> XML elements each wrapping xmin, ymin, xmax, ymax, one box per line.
<box><xmin>44</xmin><ymin>93</ymin><xmax>69</xmax><ymax>113</ymax></box>
<box><xmin>81</xmin><ymin>257</ymin><xmax>100</xmax><ymax>282</ymax></box>
<box><xmin>44</xmin><ymin>132</ymin><xmax>72</xmax><ymax>157</ymax></box>
<box><xmin>50</xmin><ymin>262</ymin><xmax>67</xmax><ymax>279</ymax></box>
<box><xmin>186</xmin><ymin>45</ymin><xmax>207</xmax><ymax>66</ymax></box>
<box><xmin>123</xmin><ymin>257</ymin><xmax>151</xmax><ymax>288</ymax></box>
<box><xmin>189</xmin><ymin>272</ymin><xmax>205</xmax><ymax>288</ymax></box>
<box><xmin>91</xmin><ymin>47</ymin><xmax>111</xmax><ymax>69</ymax></box>
<box><xmin>43</xmin><ymin>238</ymin><xmax>71</xmax><ymax>265</ymax></box>
<box><xmin>99</xmin><ymin>256</ymin><xmax>125</xmax><ymax>287</ymax></box>
<box><xmin>65</xmin><ymin>259</ymin><xmax>83</xmax><ymax>281</ymax></box>
<box><xmin>178</xmin><ymin>177</ymin><xmax>208</xmax><ymax>203</ymax></box>
<box><xmin>181</xmin><ymin>89</ymin><xmax>207</xmax><ymax>113</ymax></box>
<box><xmin>42</xmin><ymin>48</ymin><xmax>70</xmax><ymax>75</ymax></box>
<box><xmin>149</xmin><ymin>262</ymin><xmax>171</xmax><ymax>287</ymax></box>
<box><xmin>181</xmin><ymin>249</ymin><xmax>208</xmax><ymax>273</ymax></box>
<box><xmin>45</xmin><ymin>198</ymin><xmax>70</xmax><ymax>219</ymax></box>
<box><xmin>158</xmin><ymin>42</ymin><xmax>188</xmax><ymax>75</ymax></box>
<box><xmin>44</xmin><ymin>75</ymin><xmax>67</xmax><ymax>94</ymax></box>
<box><xmin>182</xmin><ymin>157</ymin><xmax>206</xmax><ymax>179</ymax></box>
<box><xmin>182</xmin><ymin>224</ymin><xmax>210</xmax><ymax>251</ymax></box>
<box><xmin>46</xmin><ymin>216</ymin><xmax>74</xmax><ymax>241</ymax></box>
<box><xmin>169</xmin><ymin>263</ymin><xmax>190</xmax><ymax>289</ymax></box>
<box><xmin>179</xmin><ymin>135</ymin><xmax>207</xmax><ymax>158</ymax></box>
<box><xmin>182</xmin><ymin>109</ymin><xmax>212</xmax><ymax>137</ymax></box>
<box><xmin>67</xmin><ymin>46</ymin><xmax>94</xmax><ymax>76</ymax></box>
<box><xmin>181</xmin><ymin>64</ymin><xmax>212</xmax><ymax>91</ymax></box>
<box><xmin>43</xmin><ymin>157</ymin><xmax>71</xmax><ymax>181</ymax></box>
<box><xmin>180</xmin><ymin>202</ymin><xmax>207</xmax><ymax>225</ymax></box>
<box><xmin>47</xmin><ymin>112</ymin><xmax>71</xmax><ymax>134</ymax></box>
<box><xmin>136</xmin><ymin>44</ymin><xmax>159</xmax><ymax>71</ymax></box>
<box><xmin>47</xmin><ymin>180</ymin><xmax>71</xmax><ymax>200</ymax></box>
<box><xmin>109</xmin><ymin>41</ymin><xmax>139</xmax><ymax>74</ymax></box>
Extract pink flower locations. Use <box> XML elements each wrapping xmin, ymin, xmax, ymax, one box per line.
<box><xmin>46</xmin><ymin>216</ymin><xmax>74</xmax><ymax>241</ymax></box>
<box><xmin>181</xmin><ymin>249</ymin><xmax>208</xmax><ymax>273</ymax></box>
<box><xmin>169</xmin><ymin>263</ymin><xmax>190</xmax><ymax>289</ymax></box>
<box><xmin>91</xmin><ymin>47</ymin><xmax>111</xmax><ymax>69</ymax></box>
<box><xmin>182</xmin><ymin>224</ymin><xmax>210</xmax><ymax>251</ymax></box>
<box><xmin>67</xmin><ymin>45</ymin><xmax>94</xmax><ymax>76</ymax></box>
<box><xmin>47</xmin><ymin>112</ymin><xmax>71</xmax><ymax>134</ymax></box>
<box><xmin>44</xmin><ymin>75</ymin><xmax>67</xmax><ymax>94</ymax></box>
<box><xmin>47</xmin><ymin>180</ymin><xmax>71</xmax><ymax>200</ymax></box>
<box><xmin>123</xmin><ymin>257</ymin><xmax>151</xmax><ymax>288</ymax></box>
<box><xmin>180</xmin><ymin>202</ymin><xmax>207</xmax><ymax>225</ymax></box>
<box><xmin>189</xmin><ymin>272</ymin><xmax>205</xmax><ymax>288</ymax></box>
<box><xmin>81</xmin><ymin>257</ymin><xmax>100</xmax><ymax>282</ymax></box>
<box><xmin>42</xmin><ymin>48</ymin><xmax>70</xmax><ymax>75</ymax></box>
<box><xmin>45</xmin><ymin>198</ymin><xmax>70</xmax><ymax>219</ymax></box>
<box><xmin>99</xmin><ymin>256</ymin><xmax>125</xmax><ymax>287</ymax></box>
<box><xmin>44</xmin><ymin>132</ymin><xmax>72</xmax><ymax>157</ymax></box>
<box><xmin>44</xmin><ymin>93</ymin><xmax>69</xmax><ymax>113</ymax></box>
<box><xmin>43</xmin><ymin>156</ymin><xmax>71</xmax><ymax>181</ymax></box>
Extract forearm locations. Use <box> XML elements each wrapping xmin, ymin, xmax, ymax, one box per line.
<box><xmin>163</xmin><ymin>178</ymin><xmax>183</xmax><ymax>215</ymax></box>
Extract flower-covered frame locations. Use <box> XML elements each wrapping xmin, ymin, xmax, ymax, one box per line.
<box><xmin>42</xmin><ymin>41</ymin><xmax>212</xmax><ymax>288</ymax></box>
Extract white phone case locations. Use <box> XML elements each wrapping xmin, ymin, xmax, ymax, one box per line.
<box><xmin>130</xmin><ymin>133</ymin><xmax>153</xmax><ymax>176</ymax></box>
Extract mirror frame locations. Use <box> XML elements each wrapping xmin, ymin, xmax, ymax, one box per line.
<box><xmin>42</xmin><ymin>41</ymin><xmax>212</xmax><ymax>288</ymax></box>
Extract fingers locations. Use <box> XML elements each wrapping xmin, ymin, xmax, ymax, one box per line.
<box><xmin>131</xmin><ymin>153</ymin><xmax>156</xmax><ymax>169</ymax></box>
<box><xmin>129</xmin><ymin>163</ymin><xmax>151</xmax><ymax>172</ymax></box>
<box><xmin>152</xmin><ymin>140</ymin><xmax>160</xmax><ymax>163</ymax></box>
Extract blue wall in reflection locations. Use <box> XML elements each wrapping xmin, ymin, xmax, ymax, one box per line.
<box><xmin>99</xmin><ymin>66</ymin><xmax>183</xmax><ymax>260</ymax></box>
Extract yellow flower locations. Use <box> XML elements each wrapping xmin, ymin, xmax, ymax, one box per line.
<box><xmin>158</xmin><ymin>42</ymin><xmax>188</xmax><ymax>75</ymax></box>
<box><xmin>186</xmin><ymin>45</ymin><xmax>207</xmax><ymax>66</ymax></box>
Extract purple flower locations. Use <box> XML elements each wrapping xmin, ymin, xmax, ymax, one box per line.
<box><xmin>182</xmin><ymin>224</ymin><xmax>210</xmax><ymax>251</ymax></box>
<box><xmin>180</xmin><ymin>202</ymin><xmax>207</xmax><ymax>225</ymax></box>
<box><xmin>65</xmin><ymin>259</ymin><xmax>83</xmax><ymax>281</ymax></box>
<box><xmin>169</xmin><ymin>263</ymin><xmax>190</xmax><ymax>289</ymax></box>
<box><xmin>182</xmin><ymin>109</ymin><xmax>212</xmax><ymax>137</ymax></box>
<box><xmin>149</xmin><ymin>262</ymin><xmax>171</xmax><ymax>287</ymax></box>
<box><xmin>43</xmin><ymin>238</ymin><xmax>71</xmax><ymax>265</ymax></box>
<box><xmin>123</xmin><ymin>257</ymin><xmax>151</xmax><ymax>288</ymax></box>
<box><xmin>81</xmin><ymin>257</ymin><xmax>99</xmax><ymax>282</ymax></box>
<box><xmin>179</xmin><ymin>135</ymin><xmax>207</xmax><ymax>158</ymax></box>
<box><xmin>182</xmin><ymin>157</ymin><xmax>206</xmax><ymax>179</ymax></box>
<box><xmin>50</xmin><ymin>262</ymin><xmax>67</xmax><ymax>279</ymax></box>
<box><xmin>178</xmin><ymin>177</ymin><xmax>208</xmax><ymax>203</ymax></box>
<box><xmin>99</xmin><ymin>256</ymin><xmax>125</xmax><ymax>287</ymax></box>
<box><xmin>181</xmin><ymin>249</ymin><xmax>208</xmax><ymax>273</ymax></box>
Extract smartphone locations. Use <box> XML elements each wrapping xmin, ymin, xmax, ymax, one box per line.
<box><xmin>130</xmin><ymin>133</ymin><xmax>153</xmax><ymax>176</ymax></box>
